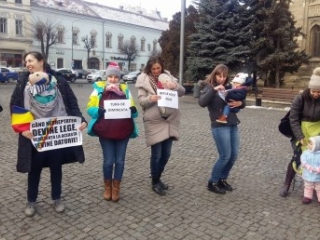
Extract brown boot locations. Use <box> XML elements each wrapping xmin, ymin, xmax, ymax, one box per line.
<box><xmin>104</xmin><ymin>179</ymin><xmax>112</xmax><ymax>201</ymax></box>
<box><xmin>216</xmin><ymin>115</ymin><xmax>227</xmax><ymax>124</ymax></box>
<box><xmin>112</xmin><ymin>179</ymin><xmax>121</xmax><ymax>202</ymax></box>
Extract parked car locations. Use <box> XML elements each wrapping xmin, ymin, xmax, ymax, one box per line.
<box><xmin>86</xmin><ymin>70</ymin><xmax>107</xmax><ymax>82</ymax></box>
<box><xmin>122</xmin><ymin>70</ymin><xmax>141</xmax><ymax>83</ymax></box>
<box><xmin>0</xmin><ymin>67</ymin><xmax>19</xmax><ymax>83</ymax></box>
<box><xmin>74</xmin><ymin>69</ymin><xmax>90</xmax><ymax>79</ymax></box>
<box><xmin>55</xmin><ymin>68</ymin><xmax>77</xmax><ymax>82</ymax></box>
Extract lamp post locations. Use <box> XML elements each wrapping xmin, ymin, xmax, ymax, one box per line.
<box><xmin>178</xmin><ymin>0</ymin><xmax>186</xmax><ymax>85</ymax></box>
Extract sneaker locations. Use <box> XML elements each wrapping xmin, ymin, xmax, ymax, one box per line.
<box><xmin>216</xmin><ymin>115</ymin><xmax>227</xmax><ymax>124</ymax></box>
<box><xmin>302</xmin><ymin>197</ymin><xmax>312</xmax><ymax>204</ymax></box>
<box><xmin>219</xmin><ymin>179</ymin><xmax>233</xmax><ymax>191</ymax></box>
<box><xmin>53</xmin><ymin>199</ymin><xmax>65</xmax><ymax>213</ymax></box>
<box><xmin>207</xmin><ymin>182</ymin><xmax>226</xmax><ymax>194</ymax></box>
<box><xmin>152</xmin><ymin>183</ymin><xmax>166</xmax><ymax>196</ymax></box>
<box><xmin>25</xmin><ymin>202</ymin><xmax>36</xmax><ymax>217</ymax></box>
<box><xmin>159</xmin><ymin>179</ymin><xmax>169</xmax><ymax>190</ymax></box>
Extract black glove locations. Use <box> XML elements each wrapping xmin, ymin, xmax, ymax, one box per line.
<box><xmin>0</xmin><ymin>105</ymin><xmax>2</xmax><ymax>113</ymax></box>
<box><xmin>130</xmin><ymin>106</ymin><xmax>137</xmax><ymax>114</ymax></box>
<box><xmin>98</xmin><ymin>107</ymin><xmax>106</xmax><ymax>117</ymax></box>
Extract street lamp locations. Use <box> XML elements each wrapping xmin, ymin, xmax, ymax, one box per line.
<box><xmin>179</xmin><ymin>0</ymin><xmax>186</xmax><ymax>85</ymax></box>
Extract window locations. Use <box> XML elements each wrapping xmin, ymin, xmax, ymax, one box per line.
<box><xmin>72</xmin><ymin>32</ymin><xmax>78</xmax><ymax>44</ymax></box>
<box><xmin>153</xmin><ymin>39</ymin><xmax>157</xmax><ymax>52</ymax></box>
<box><xmin>90</xmin><ymin>34</ymin><xmax>96</xmax><ymax>47</ymax></box>
<box><xmin>106</xmin><ymin>32</ymin><xmax>112</xmax><ymax>48</ymax></box>
<box><xmin>15</xmin><ymin>0</ymin><xmax>22</xmax><ymax>3</ymax></box>
<box><xmin>118</xmin><ymin>34</ymin><xmax>124</xmax><ymax>49</ymax></box>
<box><xmin>57</xmin><ymin>30</ymin><xmax>64</xmax><ymax>43</ymax></box>
<box><xmin>130</xmin><ymin>36</ymin><xmax>136</xmax><ymax>46</ymax></box>
<box><xmin>140</xmin><ymin>37</ymin><xmax>145</xmax><ymax>51</ymax></box>
<box><xmin>16</xmin><ymin>20</ymin><xmax>22</xmax><ymax>35</ymax></box>
<box><xmin>310</xmin><ymin>25</ymin><xmax>320</xmax><ymax>57</ymax></box>
<box><xmin>57</xmin><ymin>58</ymin><xmax>63</xmax><ymax>68</ymax></box>
<box><xmin>0</xmin><ymin>18</ymin><xmax>7</xmax><ymax>33</ymax></box>
<box><xmin>147</xmin><ymin>43</ymin><xmax>151</xmax><ymax>51</ymax></box>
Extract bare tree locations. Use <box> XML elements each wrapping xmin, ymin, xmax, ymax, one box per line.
<box><xmin>119</xmin><ymin>40</ymin><xmax>139</xmax><ymax>71</ymax></box>
<box><xmin>81</xmin><ymin>35</ymin><xmax>95</xmax><ymax>69</ymax></box>
<box><xmin>31</xmin><ymin>18</ymin><xmax>58</xmax><ymax>61</ymax></box>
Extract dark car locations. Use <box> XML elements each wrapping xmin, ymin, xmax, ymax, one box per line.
<box><xmin>74</xmin><ymin>69</ymin><xmax>90</xmax><ymax>79</ymax></box>
<box><xmin>122</xmin><ymin>70</ymin><xmax>141</xmax><ymax>83</ymax></box>
<box><xmin>56</xmin><ymin>68</ymin><xmax>77</xmax><ymax>82</ymax></box>
<box><xmin>0</xmin><ymin>67</ymin><xmax>19</xmax><ymax>83</ymax></box>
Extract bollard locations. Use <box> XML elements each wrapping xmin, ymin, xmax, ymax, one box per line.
<box><xmin>193</xmin><ymin>83</ymin><xmax>200</xmax><ymax>98</ymax></box>
<box><xmin>255</xmin><ymin>98</ymin><xmax>262</xmax><ymax>106</ymax></box>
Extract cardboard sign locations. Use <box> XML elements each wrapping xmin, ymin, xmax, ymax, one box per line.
<box><xmin>103</xmin><ymin>99</ymin><xmax>131</xmax><ymax>119</ymax></box>
<box><xmin>157</xmin><ymin>89</ymin><xmax>178</xmax><ymax>109</ymax></box>
<box><xmin>31</xmin><ymin>116</ymin><xmax>82</xmax><ymax>152</ymax></box>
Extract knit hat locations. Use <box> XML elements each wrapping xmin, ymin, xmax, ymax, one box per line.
<box><xmin>105</xmin><ymin>62</ymin><xmax>121</xmax><ymax>78</ymax></box>
<box><xmin>232</xmin><ymin>73</ymin><xmax>248</xmax><ymax>85</ymax></box>
<box><xmin>308</xmin><ymin>136</ymin><xmax>320</xmax><ymax>152</ymax></box>
<box><xmin>308</xmin><ymin>67</ymin><xmax>320</xmax><ymax>90</ymax></box>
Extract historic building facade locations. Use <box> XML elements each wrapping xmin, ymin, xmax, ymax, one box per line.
<box><xmin>0</xmin><ymin>0</ymin><xmax>33</xmax><ymax>67</ymax></box>
<box><xmin>290</xmin><ymin>0</ymin><xmax>320</xmax><ymax>75</ymax></box>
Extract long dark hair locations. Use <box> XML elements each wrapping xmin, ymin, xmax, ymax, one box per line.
<box><xmin>24</xmin><ymin>51</ymin><xmax>46</xmax><ymax>71</ymax></box>
<box><xmin>206</xmin><ymin>64</ymin><xmax>229</xmax><ymax>88</ymax></box>
<box><xmin>143</xmin><ymin>56</ymin><xmax>165</xmax><ymax>76</ymax></box>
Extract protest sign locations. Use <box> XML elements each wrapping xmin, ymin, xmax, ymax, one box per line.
<box><xmin>31</xmin><ymin>116</ymin><xmax>82</xmax><ymax>152</ymax></box>
<box><xmin>157</xmin><ymin>89</ymin><xmax>178</xmax><ymax>109</ymax></box>
<box><xmin>104</xmin><ymin>99</ymin><xmax>131</xmax><ymax>119</ymax></box>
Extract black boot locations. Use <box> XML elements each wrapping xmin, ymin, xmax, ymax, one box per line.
<box><xmin>207</xmin><ymin>182</ymin><xmax>226</xmax><ymax>194</ymax></box>
<box><xmin>219</xmin><ymin>179</ymin><xmax>233</xmax><ymax>191</ymax></box>
<box><xmin>152</xmin><ymin>177</ymin><xmax>166</xmax><ymax>196</ymax></box>
<box><xmin>279</xmin><ymin>162</ymin><xmax>296</xmax><ymax>197</ymax></box>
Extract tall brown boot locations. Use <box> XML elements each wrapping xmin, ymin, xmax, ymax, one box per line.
<box><xmin>104</xmin><ymin>179</ymin><xmax>112</xmax><ymax>201</ymax></box>
<box><xmin>279</xmin><ymin>162</ymin><xmax>296</xmax><ymax>197</ymax></box>
<box><xmin>112</xmin><ymin>179</ymin><xmax>121</xmax><ymax>202</ymax></box>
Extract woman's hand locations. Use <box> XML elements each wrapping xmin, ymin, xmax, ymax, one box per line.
<box><xmin>300</xmin><ymin>138</ymin><xmax>307</xmax><ymax>146</ymax></box>
<box><xmin>228</xmin><ymin>100</ymin><xmax>242</xmax><ymax>108</ymax></box>
<box><xmin>79</xmin><ymin>122</ymin><xmax>87</xmax><ymax>131</ymax></box>
<box><xmin>22</xmin><ymin>130</ymin><xmax>34</xmax><ymax>140</ymax></box>
<box><xmin>214</xmin><ymin>85</ymin><xmax>225</xmax><ymax>91</ymax></box>
<box><xmin>150</xmin><ymin>95</ymin><xmax>161</xmax><ymax>102</ymax></box>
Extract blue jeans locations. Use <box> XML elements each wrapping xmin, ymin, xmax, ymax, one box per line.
<box><xmin>27</xmin><ymin>148</ymin><xmax>64</xmax><ymax>202</ymax></box>
<box><xmin>222</xmin><ymin>105</ymin><xmax>240</xmax><ymax>116</ymax></box>
<box><xmin>150</xmin><ymin>138</ymin><xmax>173</xmax><ymax>180</ymax></box>
<box><xmin>210</xmin><ymin>125</ymin><xmax>239</xmax><ymax>183</ymax></box>
<box><xmin>99</xmin><ymin>137</ymin><xmax>129</xmax><ymax>180</ymax></box>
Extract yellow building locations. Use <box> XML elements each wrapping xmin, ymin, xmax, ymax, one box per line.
<box><xmin>0</xmin><ymin>0</ymin><xmax>32</xmax><ymax>67</ymax></box>
<box><xmin>290</xmin><ymin>0</ymin><xmax>320</xmax><ymax>74</ymax></box>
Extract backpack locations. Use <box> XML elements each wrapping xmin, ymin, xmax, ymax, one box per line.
<box><xmin>93</xmin><ymin>90</ymin><xmax>133</xmax><ymax>140</ymax></box>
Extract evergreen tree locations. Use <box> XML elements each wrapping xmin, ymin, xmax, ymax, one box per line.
<box><xmin>246</xmin><ymin>0</ymin><xmax>309</xmax><ymax>87</ymax></box>
<box><xmin>187</xmin><ymin>0</ymin><xmax>251</xmax><ymax>80</ymax></box>
<box><xmin>159</xmin><ymin>5</ymin><xmax>199</xmax><ymax>78</ymax></box>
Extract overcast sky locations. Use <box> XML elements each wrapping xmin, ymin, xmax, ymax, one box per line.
<box><xmin>84</xmin><ymin>0</ymin><xmax>195</xmax><ymax>20</ymax></box>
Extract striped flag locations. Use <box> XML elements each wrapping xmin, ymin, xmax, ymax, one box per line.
<box><xmin>11</xmin><ymin>106</ymin><xmax>34</xmax><ymax>133</ymax></box>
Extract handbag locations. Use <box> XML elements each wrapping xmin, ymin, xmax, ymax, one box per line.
<box><xmin>278</xmin><ymin>111</ymin><xmax>293</xmax><ymax>138</ymax></box>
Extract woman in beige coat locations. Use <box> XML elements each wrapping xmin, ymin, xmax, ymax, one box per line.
<box><xmin>135</xmin><ymin>56</ymin><xmax>185</xmax><ymax>196</ymax></box>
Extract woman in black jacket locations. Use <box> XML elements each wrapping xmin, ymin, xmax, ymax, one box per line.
<box><xmin>10</xmin><ymin>51</ymin><xmax>87</xmax><ymax>217</ymax></box>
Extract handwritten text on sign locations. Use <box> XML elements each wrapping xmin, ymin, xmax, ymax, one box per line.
<box><xmin>31</xmin><ymin>116</ymin><xmax>82</xmax><ymax>152</ymax></box>
<box><xmin>104</xmin><ymin>99</ymin><xmax>131</xmax><ymax>119</ymax></box>
<box><xmin>157</xmin><ymin>89</ymin><xmax>178</xmax><ymax>109</ymax></box>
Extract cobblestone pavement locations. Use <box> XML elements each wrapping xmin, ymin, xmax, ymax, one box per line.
<box><xmin>0</xmin><ymin>81</ymin><xmax>318</xmax><ymax>240</ymax></box>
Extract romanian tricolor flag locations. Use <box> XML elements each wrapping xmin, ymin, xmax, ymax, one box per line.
<box><xmin>11</xmin><ymin>105</ymin><xmax>34</xmax><ymax>133</ymax></box>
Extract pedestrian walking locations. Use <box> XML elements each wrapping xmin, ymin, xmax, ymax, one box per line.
<box><xmin>10</xmin><ymin>51</ymin><xmax>87</xmax><ymax>217</ymax></box>
<box><xmin>280</xmin><ymin>67</ymin><xmax>320</xmax><ymax>197</ymax></box>
<box><xmin>87</xmin><ymin>62</ymin><xmax>138</xmax><ymax>202</ymax></box>
<box><xmin>198</xmin><ymin>64</ymin><xmax>245</xmax><ymax>194</ymax></box>
<box><xmin>135</xmin><ymin>56</ymin><xmax>185</xmax><ymax>196</ymax></box>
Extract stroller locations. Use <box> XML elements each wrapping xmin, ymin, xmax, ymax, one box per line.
<box><xmin>279</xmin><ymin>142</ymin><xmax>302</xmax><ymax>197</ymax></box>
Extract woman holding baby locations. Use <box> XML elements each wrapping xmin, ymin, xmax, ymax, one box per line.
<box><xmin>135</xmin><ymin>56</ymin><xmax>185</xmax><ymax>196</ymax></box>
<box><xmin>10</xmin><ymin>51</ymin><xmax>87</xmax><ymax>217</ymax></box>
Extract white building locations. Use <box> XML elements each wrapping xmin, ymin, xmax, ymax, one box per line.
<box><xmin>30</xmin><ymin>0</ymin><xmax>169</xmax><ymax>71</ymax></box>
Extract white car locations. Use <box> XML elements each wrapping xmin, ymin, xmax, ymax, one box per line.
<box><xmin>86</xmin><ymin>70</ymin><xmax>107</xmax><ymax>82</ymax></box>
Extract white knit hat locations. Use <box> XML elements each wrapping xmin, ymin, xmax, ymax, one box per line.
<box><xmin>308</xmin><ymin>136</ymin><xmax>320</xmax><ymax>152</ymax></box>
<box><xmin>232</xmin><ymin>73</ymin><xmax>248</xmax><ymax>85</ymax></box>
<box><xmin>308</xmin><ymin>67</ymin><xmax>320</xmax><ymax>90</ymax></box>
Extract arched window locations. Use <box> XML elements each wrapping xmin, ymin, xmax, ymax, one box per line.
<box><xmin>141</xmin><ymin>37</ymin><xmax>145</xmax><ymax>51</ymax></box>
<box><xmin>118</xmin><ymin>33</ymin><xmax>124</xmax><ymax>49</ymax></box>
<box><xmin>310</xmin><ymin>25</ymin><xmax>320</xmax><ymax>57</ymax></box>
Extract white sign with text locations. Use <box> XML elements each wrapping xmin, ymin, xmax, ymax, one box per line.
<box><xmin>30</xmin><ymin>116</ymin><xmax>82</xmax><ymax>152</ymax></box>
<box><xmin>104</xmin><ymin>99</ymin><xmax>131</xmax><ymax>119</ymax></box>
<box><xmin>157</xmin><ymin>89</ymin><xmax>178</xmax><ymax>109</ymax></box>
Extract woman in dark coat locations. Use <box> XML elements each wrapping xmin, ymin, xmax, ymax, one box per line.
<box><xmin>10</xmin><ymin>51</ymin><xmax>87</xmax><ymax>217</ymax></box>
